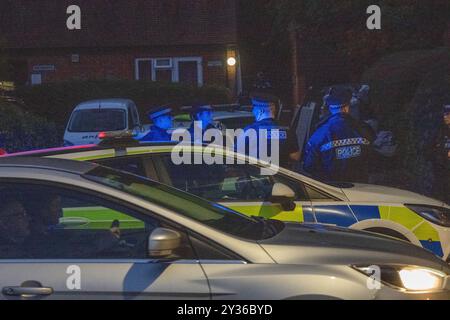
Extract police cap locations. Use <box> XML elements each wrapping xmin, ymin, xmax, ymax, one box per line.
<box><xmin>250</xmin><ymin>92</ymin><xmax>278</xmax><ymax>109</ymax></box>
<box><xmin>147</xmin><ymin>106</ymin><xmax>173</xmax><ymax>120</ymax></box>
<box><xmin>191</xmin><ymin>102</ymin><xmax>213</xmax><ymax>116</ymax></box>
<box><xmin>325</xmin><ymin>85</ymin><xmax>353</xmax><ymax>108</ymax></box>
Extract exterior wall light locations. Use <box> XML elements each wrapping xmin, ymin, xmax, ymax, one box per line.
<box><xmin>227</xmin><ymin>57</ymin><xmax>237</xmax><ymax>66</ymax></box>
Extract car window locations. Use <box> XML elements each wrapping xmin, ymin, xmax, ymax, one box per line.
<box><xmin>131</xmin><ymin>107</ymin><xmax>139</xmax><ymax>127</ymax></box>
<box><xmin>68</xmin><ymin>109</ymin><xmax>126</xmax><ymax>132</ymax></box>
<box><xmin>219</xmin><ymin>117</ymin><xmax>254</xmax><ymax>130</ymax></box>
<box><xmin>304</xmin><ymin>184</ymin><xmax>338</xmax><ymax>202</ymax></box>
<box><xmin>84</xmin><ymin>166</ymin><xmax>284</xmax><ymax>240</ymax></box>
<box><xmin>96</xmin><ymin>156</ymin><xmax>146</xmax><ymax>177</ymax></box>
<box><xmin>158</xmin><ymin>154</ymin><xmax>308</xmax><ymax>202</ymax></box>
<box><xmin>0</xmin><ymin>182</ymin><xmax>194</xmax><ymax>260</ymax></box>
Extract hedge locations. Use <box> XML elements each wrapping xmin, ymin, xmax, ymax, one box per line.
<box><xmin>0</xmin><ymin>98</ymin><xmax>60</xmax><ymax>152</ymax></box>
<box><xmin>14</xmin><ymin>80</ymin><xmax>232</xmax><ymax>127</ymax></box>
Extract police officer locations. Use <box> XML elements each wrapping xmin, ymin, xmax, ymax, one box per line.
<box><xmin>303</xmin><ymin>85</ymin><xmax>375</xmax><ymax>182</ymax></box>
<box><xmin>238</xmin><ymin>92</ymin><xmax>287</xmax><ymax>162</ymax></box>
<box><xmin>188</xmin><ymin>103</ymin><xmax>220</xmax><ymax>144</ymax></box>
<box><xmin>430</xmin><ymin>104</ymin><xmax>450</xmax><ymax>204</ymax></box>
<box><xmin>140</xmin><ymin>106</ymin><xmax>174</xmax><ymax>142</ymax></box>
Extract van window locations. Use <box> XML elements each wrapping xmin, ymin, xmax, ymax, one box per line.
<box><xmin>69</xmin><ymin>109</ymin><xmax>126</xmax><ymax>132</ymax></box>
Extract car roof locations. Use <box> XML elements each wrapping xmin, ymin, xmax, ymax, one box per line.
<box><xmin>2</xmin><ymin>142</ymin><xmax>346</xmax><ymax>199</ymax></box>
<box><xmin>0</xmin><ymin>156</ymin><xmax>98</xmax><ymax>175</ymax></box>
<box><xmin>3</xmin><ymin>142</ymin><xmax>179</xmax><ymax>158</ymax></box>
<box><xmin>74</xmin><ymin>99</ymin><xmax>135</xmax><ymax>110</ymax></box>
<box><xmin>213</xmin><ymin>111</ymin><xmax>253</xmax><ymax>120</ymax></box>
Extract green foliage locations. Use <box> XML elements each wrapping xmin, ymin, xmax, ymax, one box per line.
<box><xmin>270</xmin><ymin>0</ymin><xmax>448</xmax><ymax>50</ymax></box>
<box><xmin>264</xmin><ymin>0</ymin><xmax>449</xmax><ymax>86</ymax></box>
<box><xmin>15</xmin><ymin>80</ymin><xmax>231</xmax><ymax>126</ymax></box>
<box><xmin>362</xmin><ymin>48</ymin><xmax>450</xmax><ymax>194</ymax></box>
<box><xmin>0</xmin><ymin>99</ymin><xmax>60</xmax><ymax>152</ymax></box>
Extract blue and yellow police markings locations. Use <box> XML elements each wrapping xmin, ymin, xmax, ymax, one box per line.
<box><xmin>60</xmin><ymin>207</ymin><xmax>144</xmax><ymax>230</ymax></box>
<box><xmin>350</xmin><ymin>205</ymin><xmax>443</xmax><ymax>257</ymax></box>
<box><xmin>379</xmin><ymin>206</ymin><xmax>443</xmax><ymax>257</ymax></box>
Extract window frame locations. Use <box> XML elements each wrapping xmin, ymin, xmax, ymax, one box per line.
<box><xmin>134</xmin><ymin>57</ymin><xmax>203</xmax><ymax>87</ymax></box>
<box><xmin>153</xmin><ymin>153</ymin><xmax>311</xmax><ymax>203</ymax></box>
<box><xmin>0</xmin><ymin>178</ymin><xmax>243</xmax><ymax>262</ymax></box>
<box><xmin>303</xmin><ymin>183</ymin><xmax>342</xmax><ymax>202</ymax></box>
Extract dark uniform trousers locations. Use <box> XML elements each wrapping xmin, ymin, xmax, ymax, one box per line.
<box><xmin>431</xmin><ymin>127</ymin><xmax>450</xmax><ymax>204</ymax></box>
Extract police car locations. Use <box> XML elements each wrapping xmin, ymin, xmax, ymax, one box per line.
<box><xmin>5</xmin><ymin>140</ymin><xmax>450</xmax><ymax>262</ymax></box>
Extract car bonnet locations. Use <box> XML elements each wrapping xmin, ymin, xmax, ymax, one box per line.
<box><xmin>258</xmin><ymin>222</ymin><xmax>449</xmax><ymax>272</ymax></box>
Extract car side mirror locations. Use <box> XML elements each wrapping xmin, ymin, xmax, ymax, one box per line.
<box><xmin>270</xmin><ymin>183</ymin><xmax>296</xmax><ymax>212</ymax></box>
<box><xmin>148</xmin><ymin>228</ymin><xmax>181</xmax><ymax>258</ymax></box>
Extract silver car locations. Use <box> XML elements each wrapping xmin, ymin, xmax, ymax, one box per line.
<box><xmin>0</xmin><ymin>157</ymin><xmax>449</xmax><ymax>300</ymax></box>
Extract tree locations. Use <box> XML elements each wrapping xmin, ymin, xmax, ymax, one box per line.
<box><xmin>245</xmin><ymin>0</ymin><xmax>450</xmax><ymax>95</ymax></box>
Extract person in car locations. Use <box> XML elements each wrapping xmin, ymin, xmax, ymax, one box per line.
<box><xmin>0</xmin><ymin>199</ymin><xmax>31</xmax><ymax>258</ymax></box>
<box><xmin>303</xmin><ymin>85</ymin><xmax>375</xmax><ymax>183</ymax></box>
<box><xmin>140</xmin><ymin>106</ymin><xmax>174</xmax><ymax>142</ymax></box>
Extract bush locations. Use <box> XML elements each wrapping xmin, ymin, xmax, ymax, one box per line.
<box><xmin>14</xmin><ymin>80</ymin><xmax>232</xmax><ymax>126</ymax></box>
<box><xmin>0</xmin><ymin>99</ymin><xmax>60</xmax><ymax>152</ymax></box>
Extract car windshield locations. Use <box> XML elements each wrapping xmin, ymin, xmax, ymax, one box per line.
<box><xmin>69</xmin><ymin>109</ymin><xmax>126</xmax><ymax>132</ymax></box>
<box><xmin>219</xmin><ymin>117</ymin><xmax>254</xmax><ymax>130</ymax></box>
<box><xmin>83</xmin><ymin>166</ymin><xmax>284</xmax><ymax>240</ymax></box>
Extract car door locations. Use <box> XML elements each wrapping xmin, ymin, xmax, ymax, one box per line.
<box><xmin>150</xmin><ymin>153</ymin><xmax>314</xmax><ymax>223</ymax></box>
<box><xmin>0</xmin><ymin>181</ymin><xmax>210</xmax><ymax>300</ymax></box>
<box><xmin>302</xmin><ymin>183</ymin><xmax>358</xmax><ymax>227</ymax></box>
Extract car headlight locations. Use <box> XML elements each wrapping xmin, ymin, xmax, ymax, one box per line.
<box><xmin>353</xmin><ymin>265</ymin><xmax>447</xmax><ymax>292</ymax></box>
<box><xmin>405</xmin><ymin>204</ymin><xmax>450</xmax><ymax>227</ymax></box>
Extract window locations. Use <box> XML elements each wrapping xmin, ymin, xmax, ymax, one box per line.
<box><xmin>95</xmin><ymin>156</ymin><xmax>146</xmax><ymax>177</ymax></box>
<box><xmin>189</xmin><ymin>234</ymin><xmax>242</xmax><ymax>261</ymax></box>
<box><xmin>127</xmin><ymin>106</ymin><xmax>139</xmax><ymax>128</ymax></box>
<box><xmin>84</xmin><ymin>166</ymin><xmax>284</xmax><ymax>240</ymax></box>
<box><xmin>136</xmin><ymin>59</ymin><xmax>152</xmax><ymax>81</ymax></box>
<box><xmin>219</xmin><ymin>116</ymin><xmax>254</xmax><ymax>130</ymax></box>
<box><xmin>154</xmin><ymin>58</ymin><xmax>172</xmax><ymax>69</ymax></box>
<box><xmin>135</xmin><ymin>57</ymin><xmax>203</xmax><ymax>87</ymax></box>
<box><xmin>0</xmin><ymin>182</ymin><xmax>194</xmax><ymax>260</ymax></box>
<box><xmin>304</xmin><ymin>184</ymin><xmax>337</xmax><ymax>201</ymax></box>
<box><xmin>69</xmin><ymin>109</ymin><xmax>126</xmax><ymax>132</ymax></box>
<box><xmin>155</xmin><ymin>68</ymin><xmax>172</xmax><ymax>83</ymax></box>
<box><xmin>158</xmin><ymin>154</ymin><xmax>308</xmax><ymax>202</ymax></box>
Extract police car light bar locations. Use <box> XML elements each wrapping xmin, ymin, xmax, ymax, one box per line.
<box><xmin>98</xmin><ymin>131</ymin><xmax>134</xmax><ymax>140</ymax></box>
<box><xmin>98</xmin><ymin>131</ymin><xmax>140</xmax><ymax>148</ymax></box>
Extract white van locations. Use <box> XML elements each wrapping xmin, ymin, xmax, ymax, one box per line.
<box><xmin>64</xmin><ymin>99</ymin><xmax>146</xmax><ymax>146</ymax></box>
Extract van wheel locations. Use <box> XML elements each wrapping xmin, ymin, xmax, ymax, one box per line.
<box><xmin>363</xmin><ymin>228</ymin><xmax>410</xmax><ymax>242</ymax></box>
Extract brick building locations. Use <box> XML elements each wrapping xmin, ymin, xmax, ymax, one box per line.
<box><xmin>0</xmin><ymin>0</ymin><xmax>240</xmax><ymax>94</ymax></box>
